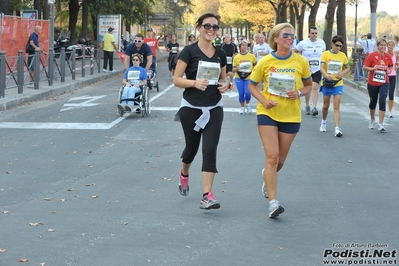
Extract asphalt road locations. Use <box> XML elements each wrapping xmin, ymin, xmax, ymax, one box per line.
<box><xmin>0</xmin><ymin>57</ymin><xmax>398</xmax><ymax>266</ymax></box>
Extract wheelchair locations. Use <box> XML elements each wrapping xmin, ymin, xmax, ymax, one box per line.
<box><xmin>117</xmin><ymin>85</ymin><xmax>150</xmax><ymax>117</ymax></box>
<box><xmin>147</xmin><ymin>63</ymin><xmax>159</xmax><ymax>92</ymax></box>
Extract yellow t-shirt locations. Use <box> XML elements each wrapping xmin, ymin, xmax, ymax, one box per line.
<box><xmin>103</xmin><ymin>33</ymin><xmax>115</xmax><ymax>52</ymax></box>
<box><xmin>249</xmin><ymin>51</ymin><xmax>312</xmax><ymax>123</ymax></box>
<box><xmin>233</xmin><ymin>52</ymin><xmax>257</xmax><ymax>80</ymax></box>
<box><xmin>320</xmin><ymin>50</ymin><xmax>348</xmax><ymax>87</ymax></box>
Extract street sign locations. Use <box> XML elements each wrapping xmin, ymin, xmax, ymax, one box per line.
<box><xmin>150</xmin><ymin>13</ymin><xmax>171</xmax><ymax>25</ymax></box>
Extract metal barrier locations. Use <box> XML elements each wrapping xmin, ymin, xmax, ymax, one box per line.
<box><xmin>0</xmin><ymin>46</ymin><xmax>101</xmax><ymax>98</ymax></box>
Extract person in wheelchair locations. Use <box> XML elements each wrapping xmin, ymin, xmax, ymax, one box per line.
<box><xmin>118</xmin><ymin>53</ymin><xmax>148</xmax><ymax>114</ymax></box>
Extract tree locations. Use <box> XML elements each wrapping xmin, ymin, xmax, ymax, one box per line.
<box><xmin>323</xmin><ymin>0</ymin><xmax>337</xmax><ymax>50</ymax></box>
<box><xmin>336</xmin><ymin>0</ymin><xmax>347</xmax><ymax>54</ymax></box>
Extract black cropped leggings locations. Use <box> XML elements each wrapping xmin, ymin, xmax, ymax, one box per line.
<box><xmin>367</xmin><ymin>83</ymin><xmax>389</xmax><ymax>111</ymax></box>
<box><xmin>179</xmin><ymin>106</ymin><xmax>223</xmax><ymax>173</ymax></box>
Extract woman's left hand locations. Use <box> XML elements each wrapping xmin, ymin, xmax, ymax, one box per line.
<box><xmin>217</xmin><ymin>81</ymin><xmax>229</xmax><ymax>94</ymax></box>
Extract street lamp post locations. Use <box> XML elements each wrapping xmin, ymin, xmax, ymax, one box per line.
<box><xmin>173</xmin><ymin>0</ymin><xmax>177</xmax><ymax>34</ymax></box>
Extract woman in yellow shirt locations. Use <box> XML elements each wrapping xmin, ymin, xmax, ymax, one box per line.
<box><xmin>248</xmin><ymin>23</ymin><xmax>312</xmax><ymax>218</ymax></box>
<box><xmin>232</xmin><ymin>41</ymin><xmax>257</xmax><ymax>114</ymax></box>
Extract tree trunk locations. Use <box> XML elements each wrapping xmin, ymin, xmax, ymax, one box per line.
<box><xmin>82</xmin><ymin>0</ymin><xmax>89</xmax><ymax>37</ymax></box>
<box><xmin>69</xmin><ymin>0</ymin><xmax>80</xmax><ymax>42</ymax></box>
<box><xmin>0</xmin><ymin>0</ymin><xmax>11</xmax><ymax>15</ymax></box>
<box><xmin>336</xmin><ymin>0</ymin><xmax>347</xmax><ymax>55</ymax></box>
<box><xmin>323</xmin><ymin>0</ymin><xmax>337</xmax><ymax>50</ymax></box>
<box><xmin>308</xmin><ymin>0</ymin><xmax>322</xmax><ymax>29</ymax></box>
<box><xmin>42</xmin><ymin>1</ymin><xmax>49</xmax><ymax>20</ymax></box>
<box><xmin>91</xmin><ymin>13</ymin><xmax>98</xmax><ymax>42</ymax></box>
<box><xmin>34</xmin><ymin>0</ymin><xmax>42</xmax><ymax>19</ymax></box>
<box><xmin>296</xmin><ymin>3</ymin><xmax>306</xmax><ymax>41</ymax></box>
<box><xmin>289</xmin><ymin>5</ymin><xmax>295</xmax><ymax>28</ymax></box>
<box><xmin>277</xmin><ymin>1</ymin><xmax>288</xmax><ymax>24</ymax></box>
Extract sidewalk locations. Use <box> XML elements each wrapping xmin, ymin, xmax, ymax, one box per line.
<box><xmin>0</xmin><ymin>48</ymin><xmax>169</xmax><ymax>112</ymax></box>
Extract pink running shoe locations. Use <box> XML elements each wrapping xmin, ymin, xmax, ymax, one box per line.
<box><xmin>178</xmin><ymin>169</ymin><xmax>189</xmax><ymax>196</ymax></box>
<box><xmin>200</xmin><ymin>192</ymin><xmax>220</xmax><ymax>210</ymax></box>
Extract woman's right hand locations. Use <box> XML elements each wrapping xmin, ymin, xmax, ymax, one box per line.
<box><xmin>194</xmin><ymin>78</ymin><xmax>209</xmax><ymax>91</ymax></box>
<box><xmin>262</xmin><ymin>99</ymin><xmax>278</xmax><ymax>109</ymax></box>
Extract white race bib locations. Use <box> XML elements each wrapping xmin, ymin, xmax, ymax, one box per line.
<box><xmin>268</xmin><ymin>73</ymin><xmax>295</xmax><ymax>97</ymax></box>
<box><xmin>226</xmin><ymin>56</ymin><xmax>232</xmax><ymax>64</ymax></box>
<box><xmin>127</xmin><ymin>70</ymin><xmax>140</xmax><ymax>81</ymax></box>
<box><xmin>196</xmin><ymin>61</ymin><xmax>221</xmax><ymax>85</ymax></box>
<box><xmin>309</xmin><ymin>57</ymin><xmax>320</xmax><ymax>67</ymax></box>
<box><xmin>372</xmin><ymin>70</ymin><xmax>386</xmax><ymax>83</ymax></box>
<box><xmin>238</xmin><ymin>62</ymin><xmax>252</xmax><ymax>73</ymax></box>
<box><xmin>327</xmin><ymin>60</ymin><xmax>342</xmax><ymax>74</ymax></box>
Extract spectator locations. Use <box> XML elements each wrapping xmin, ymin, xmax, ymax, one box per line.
<box><xmin>26</xmin><ymin>25</ymin><xmax>45</xmax><ymax>88</ymax></box>
<box><xmin>102</xmin><ymin>27</ymin><xmax>119</xmax><ymax>73</ymax></box>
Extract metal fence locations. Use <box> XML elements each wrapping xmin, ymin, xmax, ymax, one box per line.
<box><xmin>0</xmin><ymin>46</ymin><xmax>102</xmax><ymax>98</ymax></box>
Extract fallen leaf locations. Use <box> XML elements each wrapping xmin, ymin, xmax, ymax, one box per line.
<box><xmin>221</xmin><ymin>181</ymin><xmax>228</xmax><ymax>184</ymax></box>
<box><xmin>123</xmin><ymin>222</ymin><xmax>128</xmax><ymax>225</ymax></box>
<box><xmin>6</xmin><ymin>171</ymin><xmax>12</xmax><ymax>174</ymax></box>
<box><xmin>91</xmin><ymin>195</ymin><xmax>99</xmax><ymax>199</ymax></box>
<box><xmin>19</xmin><ymin>258</ymin><xmax>29</xmax><ymax>262</ymax></box>
<box><xmin>60</xmin><ymin>198</ymin><xmax>66</xmax><ymax>202</ymax></box>
<box><xmin>44</xmin><ymin>198</ymin><xmax>51</xmax><ymax>201</ymax></box>
<box><xmin>40</xmin><ymin>263</ymin><xmax>46</xmax><ymax>266</ymax></box>
<box><xmin>29</xmin><ymin>222</ymin><xmax>43</xmax><ymax>226</ymax></box>
<box><xmin>221</xmin><ymin>190</ymin><xmax>226</xmax><ymax>192</ymax></box>
<box><xmin>0</xmin><ymin>248</ymin><xmax>6</xmax><ymax>253</ymax></box>
<box><xmin>67</xmin><ymin>188</ymin><xmax>74</xmax><ymax>191</ymax></box>
<box><xmin>348</xmin><ymin>160</ymin><xmax>353</xmax><ymax>163</ymax></box>
<box><xmin>48</xmin><ymin>229</ymin><xmax>54</xmax><ymax>232</ymax></box>
<box><xmin>85</xmin><ymin>184</ymin><xmax>91</xmax><ymax>186</ymax></box>
<box><xmin>50</xmin><ymin>211</ymin><xmax>57</xmax><ymax>214</ymax></box>
<box><xmin>2</xmin><ymin>211</ymin><xmax>9</xmax><ymax>214</ymax></box>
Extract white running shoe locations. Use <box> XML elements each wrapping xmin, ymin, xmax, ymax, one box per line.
<box><xmin>334</xmin><ymin>127</ymin><xmax>343</xmax><ymax>137</ymax></box>
<box><xmin>378</xmin><ymin>123</ymin><xmax>386</xmax><ymax>132</ymax></box>
<box><xmin>269</xmin><ymin>199</ymin><xmax>285</xmax><ymax>218</ymax></box>
<box><xmin>320</xmin><ymin>122</ymin><xmax>327</xmax><ymax>132</ymax></box>
<box><xmin>246</xmin><ymin>104</ymin><xmax>252</xmax><ymax>114</ymax></box>
<box><xmin>369</xmin><ymin>120</ymin><xmax>375</xmax><ymax>129</ymax></box>
<box><xmin>388</xmin><ymin>112</ymin><xmax>393</xmax><ymax>118</ymax></box>
<box><xmin>239</xmin><ymin>107</ymin><xmax>245</xmax><ymax>115</ymax></box>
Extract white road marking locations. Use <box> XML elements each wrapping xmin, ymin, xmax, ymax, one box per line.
<box><xmin>60</xmin><ymin>95</ymin><xmax>106</xmax><ymax>111</ymax></box>
<box><xmin>1</xmin><ymin>85</ymin><xmax>394</xmax><ymax>130</ymax></box>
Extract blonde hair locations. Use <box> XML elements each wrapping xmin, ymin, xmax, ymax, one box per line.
<box><xmin>268</xmin><ymin>23</ymin><xmax>295</xmax><ymax>51</ymax></box>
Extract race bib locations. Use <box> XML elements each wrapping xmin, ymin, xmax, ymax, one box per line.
<box><xmin>309</xmin><ymin>57</ymin><xmax>320</xmax><ymax>67</ymax></box>
<box><xmin>372</xmin><ymin>70</ymin><xmax>386</xmax><ymax>83</ymax></box>
<box><xmin>127</xmin><ymin>70</ymin><xmax>140</xmax><ymax>80</ymax></box>
<box><xmin>327</xmin><ymin>60</ymin><xmax>342</xmax><ymax>74</ymax></box>
<box><xmin>268</xmin><ymin>73</ymin><xmax>295</xmax><ymax>97</ymax></box>
<box><xmin>171</xmin><ymin>47</ymin><xmax>178</xmax><ymax>53</ymax></box>
<box><xmin>196</xmin><ymin>60</ymin><xmax>221</xmax><ymax>85</ymax></box>
<box><xmin>238</xmin><ymin>62</ymin><xmax>251</xmax><ymax>73</ymax></box>
<box><xmin>226</xmin><ymin>56</ymin><xmax>232</xmax><ymax>64</ymax></box>
<box><xmin>257</xmin><ymin>48</ymin><xmax>267</xmax><ymax>60</ymax></box>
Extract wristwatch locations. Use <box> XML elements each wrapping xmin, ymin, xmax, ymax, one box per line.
<box><xmin>297</xmin><ymin>91</ymin><xmax>302</xmax><ymax>97</ymax></box>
